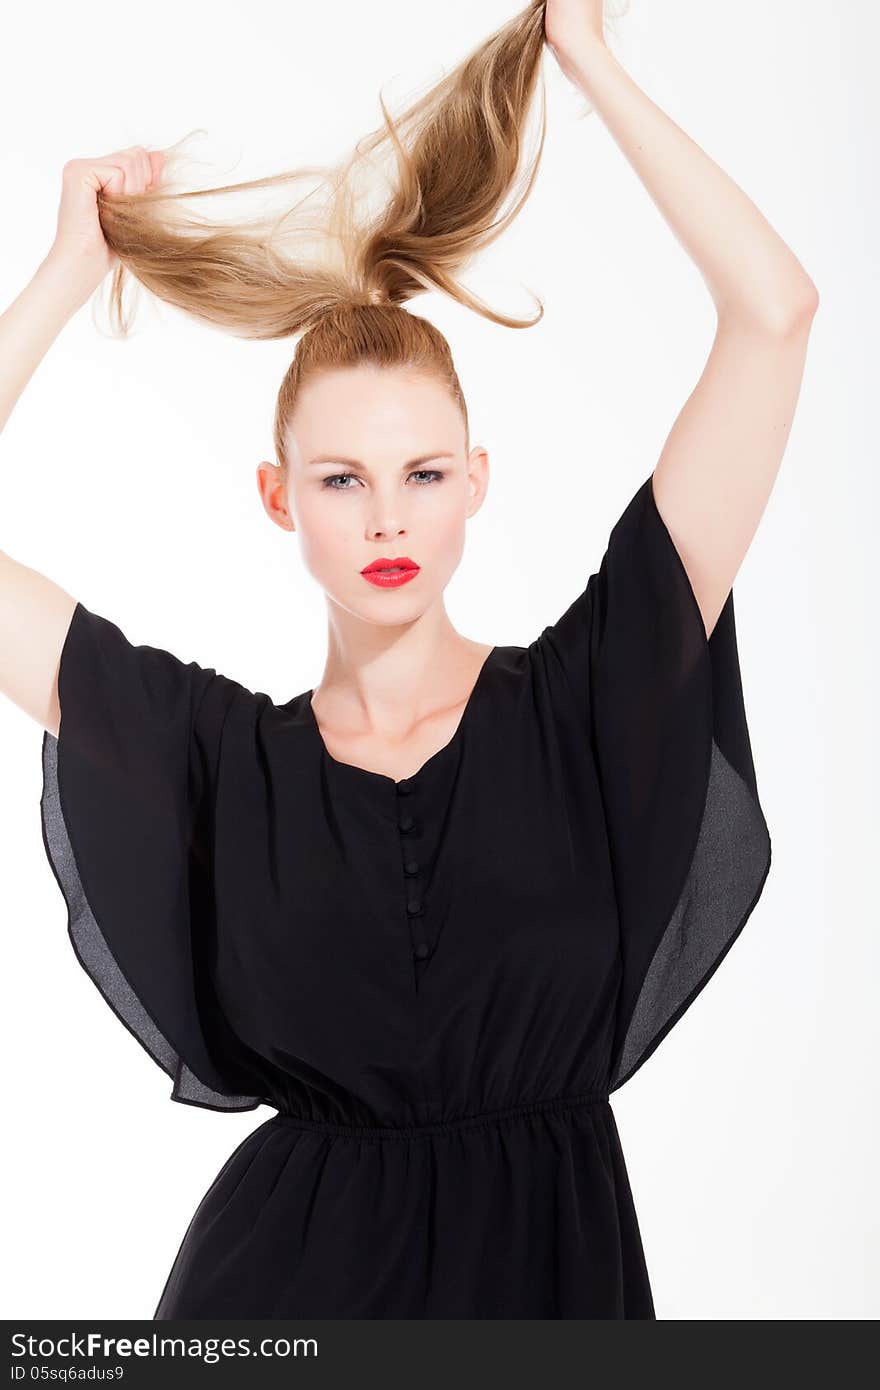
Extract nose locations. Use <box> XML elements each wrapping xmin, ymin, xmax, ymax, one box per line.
<box><xmin>366</xmin><ymin>483</ymin><xmax>410</xmax><ymax>539</ymax></box>
<box><xmin>367</xmin><ymin>511</ymin><xmax>407</xmax><ymax>540</ymax></box>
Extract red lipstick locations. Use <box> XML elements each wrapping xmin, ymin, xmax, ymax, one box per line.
<box><xmin>360</xmin><ymin>556</ymin><xmax>420</xmax><ymax>588</ymax></box>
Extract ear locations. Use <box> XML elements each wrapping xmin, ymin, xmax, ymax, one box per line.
<box><xmin>466</xmin><ymin>445</ymin><xmax>490</xmax><ymax>514</ymax></box>
<box><xmin>256</xmin><ymin>460</ymin><xmax>295</xmax><ymax>533</ymax></box>
<box><xmin>467</xmin><ymin>444</ymin><xmax>490</xmax><ymax>478</ymax></box>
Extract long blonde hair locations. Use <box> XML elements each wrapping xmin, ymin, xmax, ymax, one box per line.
<box><xmin>96</xmin><ymin>1</ymin><xmax>549</xmax><ymax>469</ymax></box>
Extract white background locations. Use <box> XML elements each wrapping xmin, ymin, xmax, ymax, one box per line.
<box><xmin>1</xmin><ymin>0</ymin><xmax>876</xmax><ymax>1320</ymax></box>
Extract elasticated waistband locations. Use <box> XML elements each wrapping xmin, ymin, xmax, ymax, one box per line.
<box><xmin>270</xmin><ymin>1089</ymin><xmax>610</xmax><ymax>1140</ymax></box>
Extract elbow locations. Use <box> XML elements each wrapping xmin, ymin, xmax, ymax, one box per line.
<box><xmin>717</xmin><ymin>279</ymin><xmax>820</xmax><ymax>338</ymax></box>
<box><xmin>762</xmin><ymin>280</ymin><xmax>820</xmax><ymax>336</ymax></box>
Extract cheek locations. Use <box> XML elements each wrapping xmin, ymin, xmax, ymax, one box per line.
<box><xmin>295</xmin><ymin>490</ymin><xmax>356</xmax><ymax>549</ymax></box>
<box><xmin>427</xmin><ymin>484</ymin><xmax>468</xmax><ymax>542</ymax></box>
<box><xmin>429</xmin><ymin>511</ymin><xmax>467</xmax><ymax>566</ymax></box>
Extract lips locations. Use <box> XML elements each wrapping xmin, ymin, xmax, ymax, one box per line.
<box><xmin>360</xmin><ymin>556</ymin><xmax>420</xmax><ymax>588</ymax></box>
<box><xmin>361</xmin><ymin>557</ymin><xmax>419</xmax><ymax>574</ymax></box>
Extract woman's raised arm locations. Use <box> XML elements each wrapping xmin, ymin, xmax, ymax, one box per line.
<box><xmin>544</xmin><ymin>1</ymin><xmax>819</xmax><ymax>638</ymax></box>
<box><xmin>0</xmin><ymin>147</ymin><xmax>164</xmax><ymax>734</ymax></box>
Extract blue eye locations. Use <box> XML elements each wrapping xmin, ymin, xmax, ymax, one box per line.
<box><xmin>322</xmin><ymin>470</ymin><xmax>445</xmax><ymax>490</ymax></box>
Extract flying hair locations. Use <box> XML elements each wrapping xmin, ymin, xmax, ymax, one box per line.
<box><xmin>94</xmin><ymin>1</ymin><xmax>551</xmax><ymax>469</ymax></box>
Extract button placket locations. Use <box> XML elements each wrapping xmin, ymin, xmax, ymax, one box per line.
<box><xmin>395</xmin><ymin>779</ymin><xmax>430</xmax><ymax>966</ymax></box>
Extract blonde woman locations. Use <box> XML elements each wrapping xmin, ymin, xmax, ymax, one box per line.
<box><xmin>0</xmin><ymin>0</ymin><xmax>814</xmax><ymax>1318</ymax></box>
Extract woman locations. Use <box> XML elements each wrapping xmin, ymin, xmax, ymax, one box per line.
<box><xmin>0</xmin><ymin>1</ymin><xmax>814</xmax><ymax>1318</ymax></box>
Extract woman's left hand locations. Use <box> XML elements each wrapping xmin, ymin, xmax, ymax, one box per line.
<box><xmin>544</xmin><ymin>0</ymin><xmax>607</xmax><ymax>83</ymax></box>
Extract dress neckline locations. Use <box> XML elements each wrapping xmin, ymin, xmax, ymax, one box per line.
<box><xmin>305</xmin><ymin>645</ymin><xmax>499</xmax><ymax>789</ymax></box>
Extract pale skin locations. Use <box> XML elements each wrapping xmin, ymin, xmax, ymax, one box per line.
<box><xmin>0</xmin><ymin>2</ymin><xmax>817</xmax><ymax>782</ymax></box>
<box><xmin>544</xmin><ymin>0</ymin><xmax>818</xmax><ymax>643</ymax></box>
<box><xmin>256</xmin><ymin>366</ymin><xmax>494</xmax><ymax>779</ymax></box>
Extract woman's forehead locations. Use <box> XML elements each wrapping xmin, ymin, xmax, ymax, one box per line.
<box><xmin>286</xmin><ymin>368</ymin><xmax>463</xmax><ymax>460</ymax></box>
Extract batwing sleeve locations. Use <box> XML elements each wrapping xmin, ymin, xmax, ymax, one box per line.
<box><xmin>39</xmin><ymin>600</ymin><xmax>267</xmax><ymax>1112</ymax></box>
<box><xmin>532</xmin><ymin>472</ymin><xmax>772</xmax><ymax>1093</ymax></box>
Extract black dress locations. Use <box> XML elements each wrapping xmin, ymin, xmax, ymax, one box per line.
<box><xmin>39</xmin><ymin>470</ymin><xmax>771</xmax><ymax>1319</ymax></box>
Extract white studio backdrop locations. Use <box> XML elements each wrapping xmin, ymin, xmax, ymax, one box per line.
<box><xmin>0</xmin><ymin>0</ymin><xmax>875</xmax><ymax>1320</ymax></box>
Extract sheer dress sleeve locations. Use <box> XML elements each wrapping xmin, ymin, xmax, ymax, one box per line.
<box><xmin>531</xmin><ymin>472</ymin><xmax>772</xmax><ymax>1093</ymax></box>
<box><xmin>39</xmin><ymin>601</ymin><xmax>266</xmax><ymax>1112</ymax></box>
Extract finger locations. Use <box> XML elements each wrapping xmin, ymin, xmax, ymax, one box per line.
<box><xmin>120</xmin><ymin>152</ymin><xmax>141</xmax><ymax>193</ymax></box>
<box><xmin>136</xmin><ymin>146</ymin><xmax>151</xmax><ymax>189</ymax></box>
<box><xmin>84</xmin><ymin>162</ymin><xmax>127</xmax><ymax>195</ymax></box>
<box><xmin>118</xmin><ymin>151</ymin><xmax>143</xmax><ymax>194</ymax></box>
<box><xmin>147</xmin><ymin>150</ymin><xmax>166</xmax><ymax>186</ymax></box>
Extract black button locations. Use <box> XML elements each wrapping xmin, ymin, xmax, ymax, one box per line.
<box><xmin>414</xmin><ymin>942</ymin><xmax>429</xmax><ymax>959</ymax></box>
<box><xmin>399</xmin><ymin>812</ymin><xmax>415</xmax><ymax>832</ymax></box>
<box><xmin>404</xmin><ymin>859</ymin><xmax>419</xmax><ymax>875</ymax></box>
<box><xmin>406</xmin><ymin>897</ymin><xmax>422</xmax><ymax>915</ymax></box>
<box><xmin>396</xmin><ymin>778</ymin><xmax>412</xmax><ymax>794</ymax></box>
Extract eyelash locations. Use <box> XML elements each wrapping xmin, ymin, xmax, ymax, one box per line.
<box><xmin>322</xmin><ymin>470</ymin><xmax>445</xmax><ymax>491</ymax></box>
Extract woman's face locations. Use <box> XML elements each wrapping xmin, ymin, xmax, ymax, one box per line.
<box><xmin>258</xmin><ymin>364</ymin><xmax>489</xmax><ymax>628</ymax></box>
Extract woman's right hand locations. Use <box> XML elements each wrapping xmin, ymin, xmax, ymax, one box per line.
<box><xmin>47</xmin><ymin>145</ymin><xmax>166</xmax><ymax>289</ymax></box>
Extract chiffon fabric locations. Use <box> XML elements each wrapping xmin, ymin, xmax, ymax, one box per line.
<box><xmin>40</xmin><ymin>470</ymin><xmax>771</xmax><ymax>1318</ymax></box>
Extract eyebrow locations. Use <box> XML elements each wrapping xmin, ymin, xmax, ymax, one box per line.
<box><xmin>306</xmin><ymin>452</ymin><xmax>456</xmax><ymax>468</ymax></box>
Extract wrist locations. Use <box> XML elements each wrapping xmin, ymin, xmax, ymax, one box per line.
<box><xmin>36</xmin><ymin>244</ymin><xmax>110</xmax><ymax>311</ymax></box>
<box><xmin>554</xmin><ymin>34</ymin><xmax>616</xmax><ymax>92</ymax></box>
